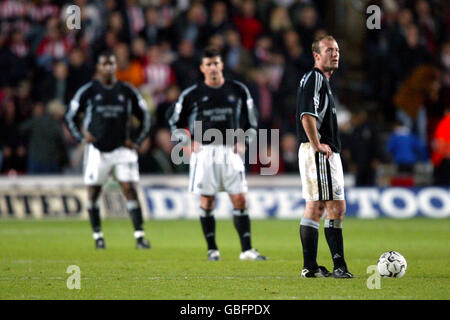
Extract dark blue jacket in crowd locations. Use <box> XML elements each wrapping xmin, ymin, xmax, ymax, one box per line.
<box><xmin>387</xmin><ymin>127</ymin><xmax>428</xmax><ymax>165</ymax></box>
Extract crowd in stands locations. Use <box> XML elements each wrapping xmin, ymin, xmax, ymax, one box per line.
<box><xmin>0</xmin><ymin>0</ymin><xmax>448</xmax><ymax>186</ymax></box>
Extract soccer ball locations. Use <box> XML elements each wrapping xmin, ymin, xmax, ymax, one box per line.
<box><xmin>377</xmin><ymin>251</ymin><xmax>407</xmax><ymax>278</ymax></box>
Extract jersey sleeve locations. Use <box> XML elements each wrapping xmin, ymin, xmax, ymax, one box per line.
<box><xmin>127</xmin><ymin>84</ymin><xmax>151</xmax><ymax>146</ymax></box>
<box><xmin>64</xmin><ymin>82</ymin><xmax>92</xmax><ymax>142</ymax></box>
<box><xmin>234</xmin><ymin>80</ymin><xmax>258</xmax><ymax>145</ymax></box>
<box><xmin>297</xmin><ymin>71</ymin><xmax>321</xmax><ymax>120</ymax></box>
<box><xmin>168</xmin><ymin>84</ymin><xmax>196</xmax><ymax>143</ymax></box>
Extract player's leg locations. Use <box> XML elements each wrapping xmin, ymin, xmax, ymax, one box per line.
<box><xmin>119</xmin><ymin>181</ymin><xmax>151</xmax><ymax>249</ymax></box>
<box><xmin>322</xmin><ymin>152</ymin><xmax>352</xmax><ymax>278</ymax></box>
<box><xmin>199</xmin><ymin>195</ymin><xmax>220</xmax><ymax>261</ymax></box>
<box><xmin>324</xmin><ymin>200</ymin><xmax>353</xmax><ymax>278</ymax></box>
<box><xmin>84</xmin><ymin>143</ymin><xmax>110</xmax><ymax>249</ymax></box>
<box><xmin>87</xmin><ymin>185</ymin><xmax>105</xmax><ymax>249</ymax></box>
<box><xmin>113</xmin><ymin>148</ymin><xmax>150</xmax><ymax>249</ymax></box>
<box><xmin>300</xmin><ymin>200</ymin><xmax>330</xmax><ymax>277</ymax></box>
<box><xmin>298</xmin><ymin>143</ymin><xmax>331</xmax><ymax>276</ymax></box>
<box><xmin>190</xmin><ymin>146</ymin><xmax>221</xmax><ymax>260</ymax></box>
<box><xmin>229</xmin><ymin>193</ymin><xmax>267</xmax><ymax>261</ymax></box>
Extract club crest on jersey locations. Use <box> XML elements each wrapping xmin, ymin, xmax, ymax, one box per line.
<box><xmin>118</xmin><ymin>94</ymin><xmax>125</xmax><ymax>102</ymax></box>
<box><xmin>227</xmin><ymin>95</ymin><xmax>236</xmax><ymax>102</ymax></box>
<box><xmin>95</xmin><ymin>94</ymin><xmax>102</xmax><ymax>101</ymax></box>
<box><xmin>202</xmin><ymin>96</ymin><xmax>209</xmax><ymax>102</ymax></box>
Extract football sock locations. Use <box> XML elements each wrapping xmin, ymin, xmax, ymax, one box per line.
<box><xmin>199</xmin><ymin>208</ymin><xmax>218</xmax><ymax>250</ymax></box>
<box><xmin>126</xmin><ymin>200</ymin><xmax>144</xmax><ymax>232</ymax></box>
<box><xmin>232</xmin><ymin>209</ymin><xmax>252</xmax><ymax>252</ymax></box>
<box><xmin>324</xmin><ymin>219</ymin><xmax>347</xmax><ymax>270</ymax></box>
<box><xmin>87</xmin><ymin>201</ymin><xmax>101</xmax><ymax>233</ymax></box>
<box><xmin>300</xmin><ymin>218</ymin><xmax>320</xmax><ymax>270</ymax></box>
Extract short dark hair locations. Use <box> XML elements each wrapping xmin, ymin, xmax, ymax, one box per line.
<box><xmin>201</xmin><ymin>47</ymin><xmax>222</xmax><ymax>60</ymax></box>
<box><xmin>97</xmin><ymin>50</ymin><xmax>115</xmax><ymax>61</ymax></box>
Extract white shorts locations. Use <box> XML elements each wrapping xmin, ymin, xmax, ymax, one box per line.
<box><xmin>298</xmin><ymin>142</ymin><xmax>345</xmax><ymax>202</ymax></box>
<box><xmin>83</xmin><ymin>144</ymin><xmax>139</xmax><ymax>185</ymax></box>
<box><xmin>189</xmin><ymin>145</ymin><xmax>248</xmax><ymax>195</ymax></box>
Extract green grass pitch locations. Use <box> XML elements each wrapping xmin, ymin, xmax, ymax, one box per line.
<box><xmin>0</xmin><ymin>218</ymin><xmax>448</xmax><ymax>300</ymax></box>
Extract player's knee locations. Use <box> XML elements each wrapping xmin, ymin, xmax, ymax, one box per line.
<box><xmin>231</xmin><ymin>195</ymin><xmax>246</xmax><ymax>210</ymax></box>
<box><xmin>304</xmin><ymin>202</ymin><xmax>326</xmax><ymax>221</ymax></box>
<box><xmin>87</xmin><ymin>199</ymin><xmax>100</xmax><ymax>210</ymax></box>
<box><xmin>327</xmin><ymin>203</ymin><xmax>346</xmax><ymax>219</ymax></box>
<box><xmin>201</xmin><ymin>196</ymin><xmax>215</xmax><ymax>210</ymax></box>
<box><xmin>121</xmin><ymin>184</ymin><xmax>138</xmax><ymax>200</ymax></box>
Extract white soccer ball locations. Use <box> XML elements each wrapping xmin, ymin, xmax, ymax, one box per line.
<box><xmin>377</xmin><ymin>251</ymin><xmax>407</xmax><ymax>278</ymax></box>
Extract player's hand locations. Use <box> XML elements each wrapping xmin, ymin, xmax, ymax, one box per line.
<box><xmin>315</xmin><ymin>143</ymin><xmax>332</xmax><ymax>159</ymax></box>
<box><xmin>234</xmin><ymin>142</ymin><xmax>246</xmax><ymax>155</ymax></box>
<box><xmin>124</xmin><ymin>139</ymin><xmax>139</xmax><ymax>151</ymax></box>
<box><xmin>82</xmin><ymin>130</ymin><xmax>96</xmax><ymax>144</ymax></box>
<box><xmin>191</xmin><ymin>140</ymin><xmax>202</xmax><ymax>153</ymax></box>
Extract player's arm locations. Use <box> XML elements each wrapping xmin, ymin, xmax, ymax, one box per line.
<box><xmin>302</xmin><ymin>115</ymin><xmax>331</xmax><ymax>159</ymax></box>
<box><xmin>128</xmin><ymin>85</ymin><xmax>151</xmax><ymax>150</ymax></box>
<box><xmin>167</xmin><ymin>85</ymin><xmax>195</xmax><ymax>146</ymax></box>
<box><xmin>298</xmin><ymin>73</ymin><xmax>332</xmax><ymax>159</ymax></box>
<box><xmin>64</xmin><ymin>82</ymin><xmax>93</xmax><ymax>143</ymax></box>
<box><xmin>235</xmin><ymin>80</ymin><xmax>258</xmax><ymax>153</ymax></box>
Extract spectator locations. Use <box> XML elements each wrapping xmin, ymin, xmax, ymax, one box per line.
<box><xmin>431</xmin><ymin>107</ymin><xmax>450</xmax><ymax>186</ymax></box>
<box><xmin>115</xmin><ymin>42</ymin><xmax>145</xmax><ymax>87</ymax></box>
<box><xmin>268</xmin><ymin>6</ymin><xmax>292</xmax><ymax>49</ymax></box>
<box><xmin>233</xmin><ymin>0</ymin><xmax>264</xmax><ymax>50</ymax></box>
<box><xmin>142</xmin><ymin>128</ymin><xmax>188</xmax><ymax>174</ymax></box>
<box><xmin>415</xmin><ymin>0</ymin><xmax>445</xmax><ymax>56</ymax></box>
<box><xmin>155</xmin><ymin>85</ymin><xmax>180</xmax><ymax>131</ymax></box>
<box><xmin>280</xmin><ymin>133</ymin><xmax>298</xmax><ymax>173</ymax></box>
<box><xmin>173</xmin><ymin>2</ymin><xmax>208</xmax><ymax>46</ymax></box>
<box><xmin>66</xmin><ymin>47</ymin><xmax>94</xmax><ymax>102</ymax></box>
<box><xmin>387</xmin><ymin>121</ymin><xmax>428</xmax><ymax>174</ymax></box>
<box><xmin>131</xmin><ymin>37</ymin><xmax>147</xmax><ymax>63</ymax></box>
<box><xmin>107</xmin><ymin>11</ymin><xmax>130</xmax><ymax>44</ymax></box>
<box><xmin>248</xmin><ymin>68</ymin><xmax>273</xmax><ymax>129</ymax></box>
<box><xmin>140</xmin><ymin>6</ymin><xmax>162</xmax><ymax>46</ymax></box>
<box><xmin>19</xmin><ymin>101</ymin><xmax>68</xmax><ymax>174</ymax></box>
<box><xmin>36</xmin><ymin>17</ymin><xmax>73</xmax><ymax>71</ymax></box>
<box><xmin>252</xmin><ymin>34</ymin><xmax>273</xmax><ymax>67</ymax></box>
<box><xmin>0</xmin><ymin>99</ymin><xmax>26</xmax><ymax>174</ymax></box>
<box><xmin>199</xmin><ymin>1</ymin><xmax>232</xmax><ymax>47</ymax></box>
<box><xmin>142</xmin><ymin>45</ymin><xmax>176</xmax><ymax>106</ymax></box>
<box><xmin>393</xmin><ymin>64</ymin><xmax>440</xmax><ymax>144</ymax></box>
<box><xmin>126</xmin><ymin>0</ymin><xmax>145</xmax><ymax>38</ymax></box>
<box><xmin>223</xmin><ymin>29</ymin><xmax>253</xmax><ymax>76</ymax></box>
<box><xmin>294</xmin><ymin>5</ymin><xmax>321</xmax><ymax>57</ymax></box>
<box><xmin>172</xmin><ymin>40</ymin><xmax>201</xmax><ymax>90</ymax></box>
<box><xmin>38</xmin><ymin>60</ymin><xmax>69</xmax><ymax>104</ymax></box>
<box><xmin>392</xmin><ymin>24</ymin><xmax>431</xmax><ymax>84</ymax></box>
<box><xmin>349</xmin><ymin>110</ymin><xmax>382</xmax><ymax>186</ymax></box>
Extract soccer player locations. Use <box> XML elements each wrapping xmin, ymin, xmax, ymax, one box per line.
<box><xmin>296</xmin><ymin>35</ymin><xmax>353</xmax><ymax>278</ymax></box>
<box><xmin>65</xmin><ymin>51</ymin><xmax>151</xmax><ymax>249</ymax></box>
<box><xmin>169</xmin><ymin>47</ymin><xmax>266</xmax><ymax>261</ymax></box>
